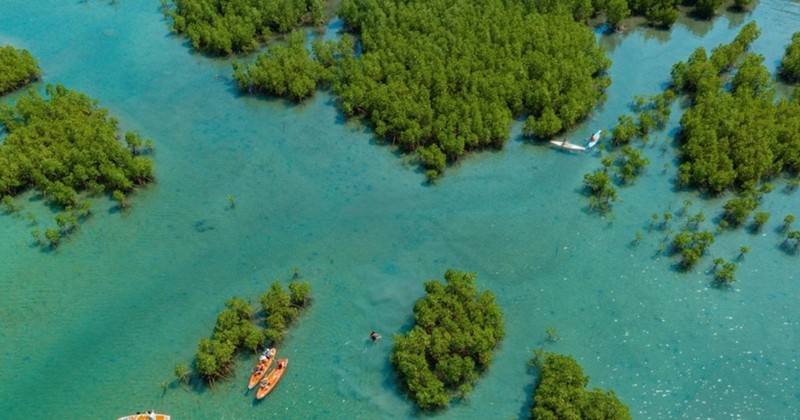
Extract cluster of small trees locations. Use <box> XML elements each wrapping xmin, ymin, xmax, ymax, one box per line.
<box><xmin>779</xmin><ymin>32</ymin><xmax>800</xmax><ymax>83</ymax></box>
<box><xmin>533</xmin><ymin>0</ymin><xmax>753</xmax><ymax>30</ymax></box>
<box><xmin>712</xmin><ymin>258</ymin><xmax>738</xmax><ymax>286</ymax></box>
<box><xmin>781</xmin><ymin>215</ymin><xmax>800</xmax><ymax>254</ymax></box>
<box><xmin>196</xmin><ymin>297</ymin><xmax>263</xmax><ymax>383</ymax></box>
<box><xmin>615</xmin><ymin>146</ymin><xmax>651</xmax><ymax>185</ymax></box>
<box><xmin>0</xmin><ymin>85</ymin><xmax>155</xmax><ymax>206</ymax></box>
<box><xmin>0</xmin><ymin>45</ymin><xmax>40</xmax><ymax>95</ymax></box>
<box><xmin>337</xmin><ymin>0</ymin><xmax>610</xmax><ymax>179</ymax></box>
<box><xmin>671</xmin><ymin>230</ymin><xmax>715</xmax><ymax>269</ymax></box>
<box><xmin>232</xmin><ymin>32</ymin><xmax>352</xmax><ymax>101</ymax></box>
<box><xmin>0</xmin><ymin>84</ymin><xmax>155</xmax><ymax>248</ymax></box>
<box><xmin>583</xmin><ymin>169</ymin><xmax>618</xmax><ymax>214</ymax></box>
<box><xmin>626</xmin><ymin>0</ymin><xmax>742</xmax><ymax>26</ymax></box>
<box><xmin>672</xmin><ymin>23</ymin><xmax>800</xmax><ymax>195</ymax></box>
<box><xmin>160</xmin><ymin>0</ymin><xmax>326</xmax><ymax>55</ymax></box>
<box><xmin>193</xmin><ymin>279</ymin><xmax>312</xmax><ymax>384</ymax></box>
<box><xmin>612</xmin><ymin>91</ymin><xmax>675</xmax><ymax>147</ymax></box>
<box><xmin>581</xmin><ymin>89</ymin><xmax>673</xmax><ymax>214</ymax></box>
<box><xmin>529</xmin><ymin>351</ymin><xmax>631</xmax><ymax>420</ymax></box>
<box><xmin>259</xmin><ymin>279</ymin><xmax>312</xmax><ymax>345</ymax></box>
<box><xmin>390</xmin><ymin>269</ymin><xmax>504</xmax><ymax>410</ymax></box>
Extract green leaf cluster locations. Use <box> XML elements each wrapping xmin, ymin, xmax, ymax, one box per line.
<box><xmin>259</xmin><ymin>279</ymin><xmax>312</xmax><ymax>345</ymax></box>
<box><xmin>751</xmin><ymin>211</ymin><xmax>769</xmax><ymax>231</ymax></box>
<box><xmin>714</xmin><ymin>261</ymin><xmax>737</xmax><ymax>285</ymax></box>
<box><xmin>779</xmin><ymin>32</ymin><xmax>800</xmax><ymax>83</ymax></box>
<box><xmin>518</xmin><ymin>0</ymin><xmax>727</xmax><ymax>30</ymax></box>
<box><xmin>610</xmin><ymin>90</ymin><xmax>674</xmax><ymax>154</ymax></box>
<box><xmin>671</xmin><ymin>22</ymin><xmax>759</xmax><ymax>95</ymax></box>
<box><xmin>618</xmin><ymin>0</ymin><xmax>727</xmax><ymax>28</ymax></box>
<box><xmin>0</xmin><ymin>45</ymin><xmax>40</xmax><ymax>95</ymax></box>
<box><xmin>0</xmin><ymin>85</ymin><xmax>155</xmax><ymax>206</ymax></box>
<box><xmin>721</xmin><ymin>194</ymin><xmax>758</xmax><ymax>227</ymax></box>
<box><xmin>615</xmin><ymin>146</ymin><xmax>650</xmax><ymax>185</ymax></box>
<box><xmin>337</xmin><ymin>0</ymin><xmax>610</xmax><ymax>178</ymax></box>
<box><xmin>390</xmin><ymin>269</ymin><xmax>504</xmax><ymax>411</ymax></box>
<box><xmin>232</xmin><ymin>32</ymin><xmax>347</xmax><ymax>101</ymax></box>
<box><xmin>672</xmin><ymin>23</ymin><xmax>800</xmax><ymax>195</ymax></box>
<box><xmin>583</xmin><ymin>169</ymin><xmax>618</xmax><ymax>214</ymax></box>
<box><xmin>785</xmin><ymin>230</ymin><xmax>800</xmax><ymax>253</ymax></box>
<box><xmin>671</xmin><ymin>230</ymin><xmax>714</xmax><ymax>269</ymax></box>
<box><xmin>626</xmin><ymin>0</ymin><xmax>679</xmax><ymax>27</ymax></box>
<box><xmin>195</xmin><ymin>297</ymin><xmax>259</xmax><ymax>381</ymax></box>
<box><xmin>194</xmin><ymin>279</ymin><xmax>312</xmax><ymax>383</ymax></box>
<box><xmin>161</xmin><ymin>0</ymin><xmax>326</xmax><ymax>55</ymax></box>
<box><xmin>530</xmin><ymin>352</ymin><xmax>631</xmax><ymax>420</ymax></box>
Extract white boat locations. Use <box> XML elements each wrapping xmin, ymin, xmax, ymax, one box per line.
<box><xmin>587</xmin><ymin>130</ymin><xmax>602</xmax><ymax>148</ymax></box>
<box><xmin>549</xmin><ymin>138</ymin><xmax>586</xmax><ymax>152</ymax></box>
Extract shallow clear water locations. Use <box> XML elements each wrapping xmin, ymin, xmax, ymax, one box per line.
<box><xmin>1</xmin><ymin>1</ymin><xmax>799</xmax><ymax>418</ymax></box>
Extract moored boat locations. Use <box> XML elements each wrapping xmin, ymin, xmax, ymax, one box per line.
<box><xmin>587</xmin><ymin>130</ymin><xmax>602</xmax><ymax>148</ymax></box>
<box><xmin>255</xmin><ymin>358</ymin><xmax>289</xmax><ymax>400</ymax></box>
<box><xmin>549</xmin><ymin>138</ymin><xmax>586</xmax><ymax>152</ymax></box>
<box><xmin>116</xmin><ymin>411</ymin><xmax>170</xmax><ymax>420</ymax></box>
<box><xmin>248</xmin><ymin>348</ymin><xmax>277</xmax><ymax>390</ymax></box>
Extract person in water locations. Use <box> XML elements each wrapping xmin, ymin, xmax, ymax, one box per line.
<box><xmin>369</xmin><ymin>331</ymin><xmax>381</xmax><ymax>342</ymax></box>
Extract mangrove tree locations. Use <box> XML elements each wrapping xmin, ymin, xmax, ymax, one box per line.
<box><xmin>390</xmin><ymin>269</ymin><xmax>504</xmax><ymax>410</ymax></box>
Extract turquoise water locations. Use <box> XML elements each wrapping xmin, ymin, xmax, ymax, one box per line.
<box><xmin>1</xmin><ymin>1</ymin><xmax>800</xmax><ymax>418</ymax></box>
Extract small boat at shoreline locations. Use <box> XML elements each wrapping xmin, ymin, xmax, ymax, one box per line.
<box><xmin>116</xmin><ymin>411</ymin><xmax>170</xmax><ymax>420</ymax></box>
<box><xmin>248</xmin><ymin>348</ymin><xmax>277</xmax><ymax>390</ymax></box>
<box><xmin>256</xmin><ymin>358</ymin><xmax>289</xmax><ymax>400</ymax></box>
<box><xmin>549</xmin><ymin>138</ymin><xmax>586</xmax><ymax>152</ymax></box>
<box><xmin>587</xmin><ymin>130</ymin><xmax>602</xmax><ymax>148</ymax></box>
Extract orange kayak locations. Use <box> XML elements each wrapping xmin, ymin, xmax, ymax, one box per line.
<box><xmin>116</xmin><ymin>413</ymin><xmax>170</xmax><ymax>420</ymax></box>
<box><xmin>248</xmin><ymin>349</ymin><xmax>277</xmax><ymax>389</ymax></box>
<box><xmin>255</xmin><ymin>358</ymin><xmax>288</xmax><ymax>400</ymax></box>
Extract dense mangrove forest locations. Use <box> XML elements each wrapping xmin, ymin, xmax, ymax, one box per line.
<box><xmin>229</xmin><ymin>0</ymin><xmax>759</xmax><ymax>179</ymax></box>
<box><xmin>0</xmin><ymin>84</ymin><xmax>155</xmax><ymax>247</ymax></box>
<box><xmin>0</xmin><ymin>45</ymin><xmax>40</xmax><ymax>95</ymax></box>
<box><xmin>390</xmin><ymin>269</ymin><xmax>504</xmax><ymax>411</ymax></box>
<box><xmin>160</xmin><ymin>0</ymin><xmax>327</xmax><ymax>55</ymax></box>
<box><xmin>230</xmin><ymin>0</ymin><xmax>612</xmax><ymax>178</ymax></box>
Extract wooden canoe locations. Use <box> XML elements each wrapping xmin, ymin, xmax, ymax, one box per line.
<box><xmin>255</xmin><ymin>358</ymin><xmax>289</xmax><ymax>400</ymax></box>
<box><xmin>248</xmin><ymin>349</ymin><xmax>277</xmax><ymax>389</ymax></box>
<box><xmin>116</xmin><ymin>413</ymin><xmax>170</xmax><ymax>420</ymax></box>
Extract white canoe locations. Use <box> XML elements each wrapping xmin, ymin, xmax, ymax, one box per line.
<box><xmin>549</xmin><ymin>139</ymin><xmax>586</xmax><ymax>152</ymax></box>
<box><xmin>587</xmin><ymin>130</ymin><xmax>602</xmax><ymax>148</ymax></box>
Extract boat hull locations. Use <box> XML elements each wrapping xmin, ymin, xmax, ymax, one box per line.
<box><xmin>116</xmin><ymin>414</ymin><xmax>170</xmax><ymax>420</ymax></box>
<box><xmin>248</xmin><ymin>350</ymin><xmax>276</xmax><ymax>389</ymax></box>
<box><xmin>587</xmin><ymin>130</ymin><xmax>602</xmax><ymax>148</ymax></box>
<box><xmin>255</xmin><ymin>358</ymin><xmax>289</xmax><ymax>400</ymax></box>
<box><xmin>549</xmin><ymin>139</ymin><xmax>586</xmax><ymax>152</ymax></box>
